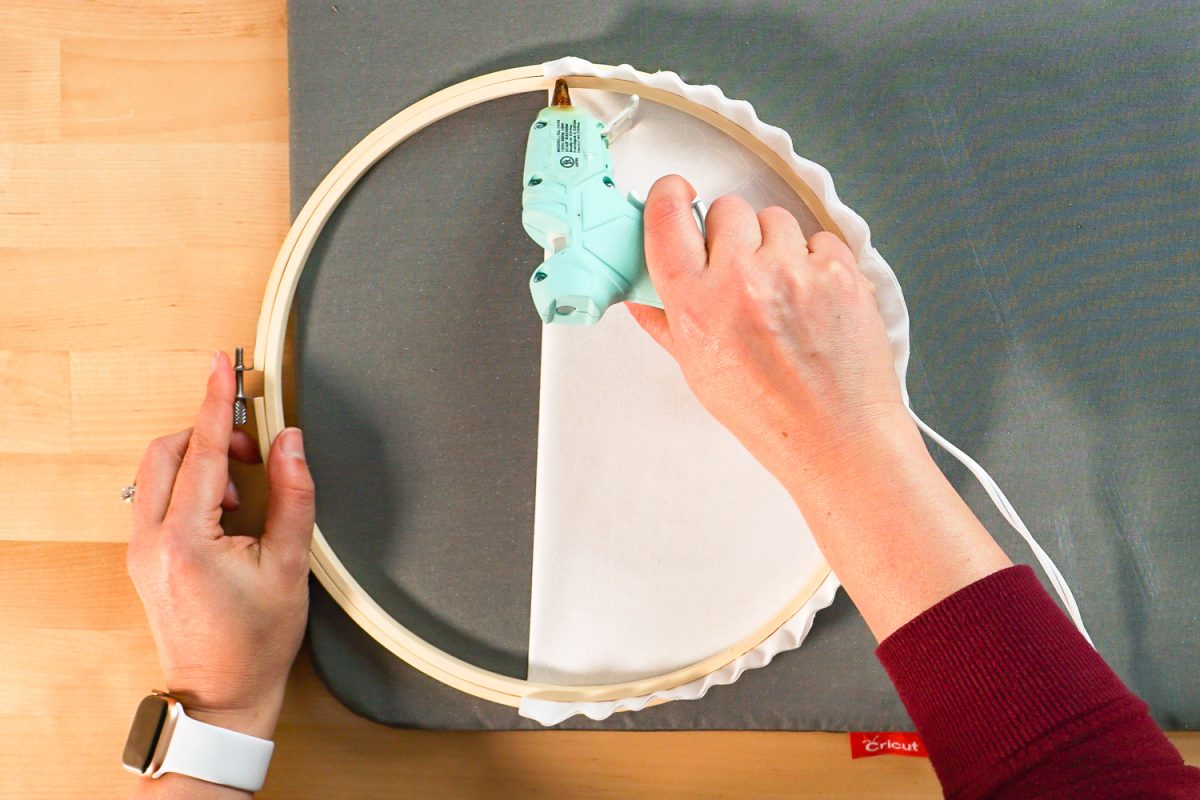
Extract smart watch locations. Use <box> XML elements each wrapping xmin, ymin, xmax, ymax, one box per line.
<box><xmin>121</xmin><ymin>691</ymin><xmax>274</xmax><ymax>792</ymax></box>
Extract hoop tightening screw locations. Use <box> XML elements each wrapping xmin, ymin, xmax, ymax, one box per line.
<box><xmin>233</xmin><ymin>346</ymin><xmax>248</xmax><ymax>425</ymax></box>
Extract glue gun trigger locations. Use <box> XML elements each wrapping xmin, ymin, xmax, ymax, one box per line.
<box><xmin>601</xmin><ymin>95</ymin><xmax>640</xmax><ymax>145</ymax></box>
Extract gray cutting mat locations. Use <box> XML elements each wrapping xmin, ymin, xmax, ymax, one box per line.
<box><xmin>289</xmin><ymin>0</ymin><xmax>1200</xmax><ymax>730</ymax></box>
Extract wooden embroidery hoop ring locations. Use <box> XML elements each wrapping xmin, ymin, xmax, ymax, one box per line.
<box><xmin>253</xmin><ymin>64</ymin><xmax>844</xmax><ymax>708</ymax></box>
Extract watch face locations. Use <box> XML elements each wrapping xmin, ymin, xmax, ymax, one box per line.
<box><xmin>122</xmin><ymin>695</ymin><xmax>169</xmax><ymax>773</ymax></box>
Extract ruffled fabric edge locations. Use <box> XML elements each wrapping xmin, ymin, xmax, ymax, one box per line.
<box><xmin>520</xmin><ymin>57</ymin><xmax>913</xmax><ymax>726</ymax></box>
<box><xmin>520</xmin><ymin>571</ymin><xmax>843</xmax><ymax>725</ymax></box>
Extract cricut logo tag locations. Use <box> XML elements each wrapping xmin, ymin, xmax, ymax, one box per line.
<box><xmin>849</xmin><ymin>732</ymin><xmax>928</xmax><ymax>759</ymax></box>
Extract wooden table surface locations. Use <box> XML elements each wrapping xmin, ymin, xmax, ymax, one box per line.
<box><xmin>1</xmin><ymin>2</ymin><xmax>1194</xmax><ymax>797</ymax></box>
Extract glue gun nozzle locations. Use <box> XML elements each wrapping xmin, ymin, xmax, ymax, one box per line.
<box><xmin>551</xmin><ymin>79</ymin><xmax>571</xmax><ymax>107</ymax></box>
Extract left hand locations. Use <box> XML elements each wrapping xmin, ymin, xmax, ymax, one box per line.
<box><xmin>126</xmin><ymin>351</ymin><xmax>315</xmax><ymax>738</ymax></box>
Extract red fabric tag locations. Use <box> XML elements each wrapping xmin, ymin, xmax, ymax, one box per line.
<box><xmin>849</xmin><ymin>731</ymin><xmax>927</xmax><ymax>759</ymax></box>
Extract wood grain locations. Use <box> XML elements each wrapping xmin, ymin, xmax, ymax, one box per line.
<box><xmin>0</xmin><ymin>453</ymin><xmax>136</xmax><ymax>542</ymax></box>
<box><xmin>62</xmin><ymin>37</ymin><xmax>287</xmax><ymax>143</ymax></box>
<box><xmin>0</xmin><ymin>246</ymin><xmax>275</xmax><ymax>351</ymax></box>
<box><xmin>0</xmin><ymin>143</ymin><xmax>286</xmax><ymax>248</ymax></box>
<box><xmin>0</xmin><ymin>2</ymin><xmax>1193</xmax><ymax>798</ymax></box>
<box><xmin>0</xmin><ymin>37</ymin><xmax>60</xmax><ymax>143</ymax></box>
<box><xmin>70</xmin><ymin>349</ymin><xmax>220</xmax><ymax>454</ymax></box>
<box><xmin>0</xmin><ymin>351</ymin><xmax>70</xmax><ymax>453</ymax></box>
<box><xmin>0</xmin><ymin>1</ymin><xmax>285</xmax><ymax>39</ymax></box>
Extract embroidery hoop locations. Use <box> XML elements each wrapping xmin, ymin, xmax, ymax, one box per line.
<box><xmin>253</xmin><ymin>61</ymin><xmax>1088</xmax><ymax>710</ymax></box>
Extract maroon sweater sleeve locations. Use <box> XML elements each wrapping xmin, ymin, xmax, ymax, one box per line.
<box><xmin>876</xmin><ymin>565</ymin><xmax>1199</xmax><ymax>799</ymax></box>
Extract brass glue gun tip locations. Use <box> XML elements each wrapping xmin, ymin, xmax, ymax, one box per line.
<box><xmin>551</xmin><ymin>78</ymin><xmax>571</xmax><ymax>107</ymax></box>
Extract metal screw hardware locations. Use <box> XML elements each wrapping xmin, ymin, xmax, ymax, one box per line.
<box><xmin>233</xmin><ymin>346</ymin><xmax>247</xmax><ymax>425</ymax></box>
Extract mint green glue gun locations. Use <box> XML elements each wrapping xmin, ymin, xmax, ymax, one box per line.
<box><xmin>521</xmin><ymin>79</ymin><xmax>706</xmax><ymax>325</ymax></box>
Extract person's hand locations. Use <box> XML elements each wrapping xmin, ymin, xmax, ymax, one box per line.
<box><xmin>626</xmin><ymin>175</ymin><xmax>914</xmax><ymax>491</ymax></box>
<box><xmin>126</xmin><ymin>351</ymin><xmax>315</xmax><ymax>739</ymax></box>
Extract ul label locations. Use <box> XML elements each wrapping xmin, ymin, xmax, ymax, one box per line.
<box><xmin>556</xmin><ymin>119</ymin><xmax>581</xmax><ymax>154</ymax></box>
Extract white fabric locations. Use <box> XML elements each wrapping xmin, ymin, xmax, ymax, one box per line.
<box><xmin>523</xmin><ymin>58</ymin><xmax>1089</xmax><ymax>726</ymax></box>
<box><xmin>155</xmin><ymin>703</ymin><xmax>274</xmax><ymax>792</ymax></box>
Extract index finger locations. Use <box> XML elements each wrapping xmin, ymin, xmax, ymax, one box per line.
<box><xmin>132</xmin><ymin>428</ymin><xmax>192</xmax><ymax>530</ymax></box>
<box><xmin>643</xmin><ymin>175</ymin><xmax>707</xmax><ymax>302</ymax></box>
<box><xmin>166</xmin><ymin>351</ymin><xmax>235</xmax><ymax>525</ymax></box>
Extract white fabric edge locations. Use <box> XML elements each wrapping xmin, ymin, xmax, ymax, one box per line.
<box><xmin>520</xmin><ymin>570</ymin><xmax>843</xmax><ymax>726</ymax></box>
<box><xmin>523</xmin><ymin>56</ymin><xmax>1089</xmax><ymax>725</ymax></box>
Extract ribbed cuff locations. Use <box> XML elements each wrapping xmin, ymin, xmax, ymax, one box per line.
<box><xmin>875</xmin><ymin>565</ymin><xmax>1129</xmax><ymax>797</ymax></box>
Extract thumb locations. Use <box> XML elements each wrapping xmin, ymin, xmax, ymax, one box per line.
<box><xmin>263</xmin><ymin>427</ymin><xmax>315</xmax><ymax>570</ymax></box>
<box><xmin>624</xmin><ymin>301</ymin><xmax>673</xmax><ymax>353</ymax></box>
<box><xmin>643</xmin><ymin>174</ymin><xmax>707</xmax><ymax>302</ymax></box>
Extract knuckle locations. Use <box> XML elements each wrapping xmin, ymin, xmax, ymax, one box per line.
<box><xmin>654</xmin><ymin>174</ymin><xmax>691</xmax><ymax>196</ymax></box>
<box><xmin>644</xmin><ymin>194</ymin><xmax>685</xmax><ymax>230</ymax></box>
<box><xmin>125</xmin><ymin>541</ymin><xmax>143</xmax><ymax>579</ymax></box>
<box><xmin>740</xmin><ymin>288</ymin><xmax>772</xmax><ymax>319</ymax></box>
<box><xmin>823</xmin><ymin>258</ymin><xmax>860</xmax><ymax>294</ymax></box>
<box><xmin>671</xmin><ymin>302</ymin><xmax>709</xmax><ymax>341</ymax></box>
<box><xmin>645</xmin><ymin>209</ymin><xmax>700</xmax><ymax>272</ymax></box>
<box><xmin>185</xmin><ymin>429</ymin><xmax>223</xmax><ymax>459</ymax></box>
<box><xmin>272</xmin><ymin>479</ymin><xmax>316</xmax><ymax>522</ymax></box>
<box><xmin>146</xmin><ymin>429</ymin><xmax>189</xmax><ymax>460</ymax></box>
<box><xmin>807</xmin><ymin>231</ymin><xmax>836</xmax><ymax>252</ymax></box>
<box><xmin>708</xmin><ymin>194</ymin><xmax>745</xmax><ymax>218</ymax></box>
<box><xmin>288</xmin><ymin>481</ymin><xmax>316</xmax><ymax>505</ymax></box>
<box><xmin>146</xmin><ymin>436</ymin><xmax>174</xmax><ymax>462</ymax></box>
<box><xmin>157</xmin><ymin>528</ymin><xmax>194</xmax><ymax>570</ymax></box>
<box><xmin>280</xmin><ymin>545</ymin><xmax>312</xmax><ymax>576</ymax></box>
<box><xmin>738</xmin><ymin>281</ymin><xmax>782</xmax><ymax>321</ymax></box>
<box><xmin>278</xmin><ymin>459</ymin><xmax>316</xmax><ymax>495</ymax></box>
<box><xmin>752</xmin><ymin>270</ymin><xmax>800</xmax><ymax>311</ymax></box>
<box><xmin>647</xmin><ymin>175</ymin><xmax>694</xmax><ymax>212</ymax></box>
<box><xmin>724</xmin><ymin>248</ymin><xmax>755</xmax><ymax>273</ymax></box>
<box><xmin>758</xmin><ymin>206</ymin><xmax>792</xmax><ymax>226</ymax></box>
<box><xmin>810</xmin><ymin>231</ymin><xmax>856</xmax><ymax>262</ymax></box>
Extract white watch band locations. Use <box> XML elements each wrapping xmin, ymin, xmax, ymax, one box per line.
<box><xmin>153</xmin><ymin>704</ymin><xmax>274</xmax><ymax>792</ymax></box>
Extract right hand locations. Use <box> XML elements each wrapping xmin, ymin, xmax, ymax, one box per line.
<box><xmin>626</xmin><ymin>175</ymin><xmax>915</xmax><ymax>487</ymax></box>
<box><xmin>629</xmin><ymin>176</ymin><xmax>1015</xmax><ymax>642</ymax></box>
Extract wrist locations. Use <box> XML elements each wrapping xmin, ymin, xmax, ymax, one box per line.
<box><xmin>132</xmin><ymin>772</ymin><xmax>253</xmax><ymax>800</ymax></box>
<box><xmin>165</xmin><ymin>685</ymin><xmax>284</xmax><ymax>740</ymax></box>
<box><xmin>779</xmin><ymin>401</ymin><xmax>1014</xmax><ymax>639</ymax></box>
<box><xmin>777</xmin><ymin>401</ymin><xmax>930</xmax><ymax>502</ymax></box>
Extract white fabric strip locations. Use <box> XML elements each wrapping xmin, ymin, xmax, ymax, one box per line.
<box><xmin>908</xmin><ymin>409</ymin><xmax>1093</xmax><ymax>645</ymax></box>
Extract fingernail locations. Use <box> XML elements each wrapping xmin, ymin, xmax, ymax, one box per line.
<box><xmin>210</xmin><ymin>350</ymin><xmax>222</xmax><ymax>373</ymax></box>
<box><xmin>281</xmin><ymin>427</ymin><xmax>305</xmax><ymax>461</ymax></box>
<box><xmin>226</xmin><ymin>478</ymin><xmax>240</xmax><ymax>506</ymax></box>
